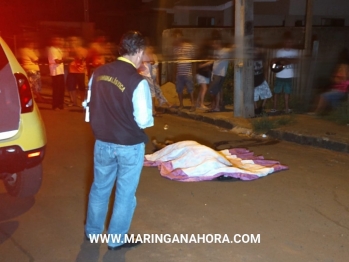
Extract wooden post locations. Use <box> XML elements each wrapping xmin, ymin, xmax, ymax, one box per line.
<box><xmin>234</xmin><ymin>0</ymin><xmax>254</xmax><ymax>118</ymax></box>
<box><xmin>303</xmin><ymin>0</ymin><xmax>314</xmax><ymax>109</ymax></box>
<box><xmin>304</xmin><ymin>0</ymin><xmax>313</xmax><ymax>55</ymax></box>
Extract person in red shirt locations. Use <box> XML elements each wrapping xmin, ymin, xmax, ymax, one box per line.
<box><xmin>311</xmin><ymin>62</ymin><xmax>349</xmax><ymax>114</ymax></box>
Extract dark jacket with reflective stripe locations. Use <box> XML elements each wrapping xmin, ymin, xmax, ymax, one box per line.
<box><xmin>89</xmin><ymin>60</ymin><xmax>148</xmax><ymax>145</ymax></box>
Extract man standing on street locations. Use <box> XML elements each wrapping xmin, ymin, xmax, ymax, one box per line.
<box><xmin>173</xmin><ymin>31</ymin><xmax>196</xmax><ymax>111</ymax></box>
<box><xmin>207</xmin><ymin>36</ymin><xmax>231</xmax><ymax>112</ymax></box>
<box><xmin>85</xmin><ymin>31</ymin><xmax>154</xmax><ymax>250</ymax></box>
<box><xmin>271</xmin><ymin>32</ymin><xmax>299</xmax><ymax>114</ymax></box>
<box><xmin>47</xmin><ymin>36</ymin><xmax>65</xmax><ymax>110</ymax></box>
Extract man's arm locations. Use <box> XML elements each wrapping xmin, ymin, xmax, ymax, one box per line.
<box><xmin>132</xmin><ymin>79</ymin><xmax>154</xmax><ymax>129</ymax></box>
<box><xmin>198</xmin><ymin>61</ymin><xmax>213</xmax><ymax>68</ymax></box>
<box><xmin>54</xmin><ymin>59</ymin><xmax>63</xmax><ymax>64</ymax></box>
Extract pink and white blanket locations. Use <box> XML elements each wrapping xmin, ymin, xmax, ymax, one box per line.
<box><xmin>144</xmin><ymin>141</ymin><xmax>288</xmax><ymax>182</ymax></box>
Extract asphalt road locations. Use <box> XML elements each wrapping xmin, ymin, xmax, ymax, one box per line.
<box><xmin>0</xmin><ymin>103</ymin><xmax>348</xmax><ymax>262</ymax></box>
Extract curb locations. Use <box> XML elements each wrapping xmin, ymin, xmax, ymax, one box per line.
<box><xmin>158</xmin><ymin>107</ymin><xmax>234</xmax><ymax>130</ymax></box>
<box><xmin>158</xmin><ymin>106</ymin><xmax>349</xmax><ymax>154</ymax></box>
<box><xmin>176</xmin><ymin>110</ymin><xmax>234</xmax><ymax>130</ymax></box>
<box><xmin>266</xmin><ymin>130</ymin><xmax>349</xmax><ymax>154</ymax></box>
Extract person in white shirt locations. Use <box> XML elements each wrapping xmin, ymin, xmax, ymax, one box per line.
<box><xmin>271</xmin><ymin>34</ymin><xmax>299</xmax><ymax>114</ymax></box>
<box><xmin>207</xmin><ymin>37</ymin><xmax>231</xmax><ymax>112</ymax></box>
<box><xmin>47</xmin><ymin>36</ymin><xmax>65</xmax><ymax>110</ymax></box>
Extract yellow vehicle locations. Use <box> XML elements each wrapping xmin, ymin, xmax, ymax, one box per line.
<box><xmin>0</xmin><ymin>37</ymin><xmax>46</xmax><ymax>197</ymax></box>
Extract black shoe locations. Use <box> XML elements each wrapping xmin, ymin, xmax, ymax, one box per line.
<box><xmin>108</xmin><ymin>235</ymin><xmax>142</xmax><ymax>251</ymax></box>
<box><xmin>108</xmin><ymin>242</ymin><xmax>141</xmax><ymax>250</ymax></box>
<box><xmin>254</xmin><ymin>107</ymin><xmax>262</xmax><ymax>115</ymax></box>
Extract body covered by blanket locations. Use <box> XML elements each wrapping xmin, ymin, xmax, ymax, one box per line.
<box><xmin>144</xmin><ymin>141</ymin><xmax>288</xmax><ymax>182</ymax></box>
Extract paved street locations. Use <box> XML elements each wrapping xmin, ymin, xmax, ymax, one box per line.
<box><xmin>0</xmin><ymin>102</ymin><xmax>348</xmax><ymax>262</ymax></box>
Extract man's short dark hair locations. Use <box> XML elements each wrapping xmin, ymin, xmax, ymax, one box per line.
<box><xmin>119</xmin><ymin>31</ymin><xmax>145</xmax><ymax>56</ymax></box>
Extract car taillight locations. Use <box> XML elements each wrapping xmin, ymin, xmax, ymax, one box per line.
<box><xmin>14</xmin><ymin>73</ymin><xmax>33</xmax><ymax>113</ymax></box>
<box><xmin>28</xmin><ymin>151</ymin><xmax>41</xmax><ymax>158</ymax></box>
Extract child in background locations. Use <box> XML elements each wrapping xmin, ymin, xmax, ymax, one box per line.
<box><xmin>253</xmin><ymin>43</ymin><xmax>272</xmax><ymax>115</ymax></box>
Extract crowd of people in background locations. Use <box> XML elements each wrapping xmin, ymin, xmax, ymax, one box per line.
<box><xmin>16</xmin><ymin>30</ymin><xmax>349</xmax><ymax>116</ymax></box>
<box><xmin>17</xmin><ymin>33</ymin><xmax>117</xmax><ymax>111</ymax></box>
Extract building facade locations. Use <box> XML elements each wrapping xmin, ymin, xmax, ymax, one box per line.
<box><xmin>143</xmin><ymin>0</ymin><xmax>349</xmax><ymax>27</ymax></box>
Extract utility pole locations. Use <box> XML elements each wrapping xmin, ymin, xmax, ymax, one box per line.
<box><xmin>304</xmin><ymin>0</ymin><xmax>315</xmax><ymax>110</ymax></box>
<box><xmin>234</xmin><ymin>0</ymin><xmax>254</xmax><ymax>118</ymax></box>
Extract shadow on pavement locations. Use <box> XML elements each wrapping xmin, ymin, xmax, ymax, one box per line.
<box><xmin>75</xmin><ymin>240</ymin><xmax>101</xmax><ymax>262</ymax></box>
<box><xmin>75</xmin><ymin>238</ymin><xmax>128</xmax><ymax>262</ymax></box>
<box><xmin>0</xmin><ymin>193</ymin><xmax>35</xmax><ymax>244</ymax></box>
<box><xmin>102</xmin><ymin>248</ymin><xmax>127</xmax><ymax>262</ymax></box>
<box><xmin>0</xmin><ymin>221</ymin><xmax>19</xmax><ymax>245</ymax></box>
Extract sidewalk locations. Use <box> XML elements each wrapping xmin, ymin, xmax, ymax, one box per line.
<box><xmin>159</xmin><ymin>105</ymin><xmax>349</xmax><ymax>154</ymax></box>
<box><xmin>157</xmin><ymin>82</ymin><xmax>349</xmax><ymax>154</ymax></box>
<box><xmin>39</xmin><ymin>79</ymin><xmax>349</xmax><ymax>154</ymax></box>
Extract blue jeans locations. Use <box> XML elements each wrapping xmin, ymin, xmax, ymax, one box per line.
<box><xmin>322</xmin><ymin>90</ymin><xmax>347</xmax><ymax>108</ymax></box>
<box><xmin>176</xmin><ymin>75</ymin><xmax>194</xmax><ymax>94</ymax></box>
<box><xmin>208</xmin><ymin>75</ymin><xmax>225</xmax><ymax>96</ymax></box>
<box><xmin>85</xmin><ymin>140</ymin><xmax>145</xmax><ymax>247</ymax></box>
